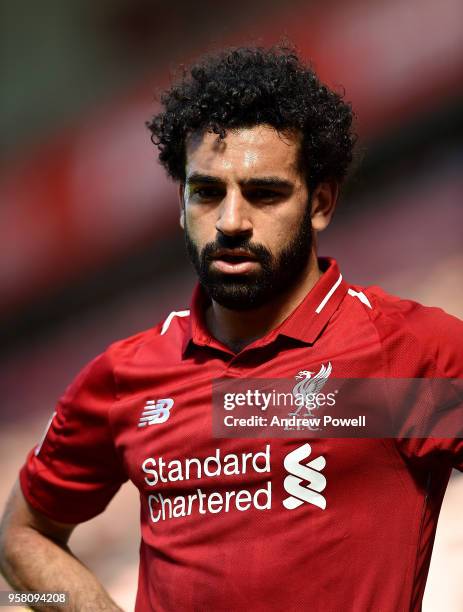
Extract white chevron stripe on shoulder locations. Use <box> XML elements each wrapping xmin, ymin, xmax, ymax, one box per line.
<box><xmin>160</xmin><ymin>310</ymin><xmax>190</xmax><ymax>335</ymax></box>
<box><xmin>347</xmin><ymin>288</ymin><xmax>372</xmax><ymax>309</ymax></box>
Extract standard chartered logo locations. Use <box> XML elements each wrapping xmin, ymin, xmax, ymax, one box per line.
<box><xmin>140</xmin><ymin>443</ymin><xmax>327</xmax><ymax>523</ymax></box>
<box><xmin>283</xmin><ymin>443</ymin><xmax>327</xmax><ymax>510</ymax></box>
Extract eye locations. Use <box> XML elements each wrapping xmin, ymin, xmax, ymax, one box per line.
<box><xmin>247</xmin><ymin>189</ymin><xmax>283</xmax><ymax>203</ymax></box>
<box><xmin>191</xmin><ymin>187</ymin><xmax>224</xmax><ymax>201</ymax></box>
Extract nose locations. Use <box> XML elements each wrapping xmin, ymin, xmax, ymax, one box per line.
<box><xmin>215</xmin><ymin>189</ymin><xmax>252</xmax><ymax>237</ymax></box>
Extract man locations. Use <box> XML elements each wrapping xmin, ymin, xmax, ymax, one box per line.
<box><xmin>0</xmin><ymin>45</ymin><xmax>462</xmax><ymax>612</ymax></box>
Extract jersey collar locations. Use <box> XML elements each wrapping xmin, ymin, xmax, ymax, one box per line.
<box><xmin>181</xmin><ymin>257</ymin><xmax>348</xmax><ymax>356</ymax></box>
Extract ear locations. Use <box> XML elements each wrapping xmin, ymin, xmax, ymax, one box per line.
<box><xmin>178</xmin><ymin>183</ymin><xmax>185</xmax><ymax>230</ymax></box>
<box><xmin>310</xmin><ymin>181</ymin><xmax>339</xmax><ymax>232</ymax></box>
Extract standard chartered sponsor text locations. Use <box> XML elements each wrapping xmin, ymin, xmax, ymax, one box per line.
<box><xmin>142</xmin><ymin>445</ymin><xmax>271</xmax><ymax>522</ymax></box>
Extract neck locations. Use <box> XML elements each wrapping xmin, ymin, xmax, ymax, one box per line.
<box><xmin>205</xmin><ymin>252</ymin><xmax>321</xmax><ymax>353</ymax></box>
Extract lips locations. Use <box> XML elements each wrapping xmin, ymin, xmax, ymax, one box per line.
<box><xmin>210</xmin><ymin>248</ymin><xmax>258</xmax><ymax>263</ymax></box>
<box><xmin>209</xmin><ymin>248</ymin><xmax>260</xmax><ymax>274</ymax></box>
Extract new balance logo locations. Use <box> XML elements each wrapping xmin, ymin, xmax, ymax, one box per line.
<box><xmin>138</xmin><ymin>399</ymin><xmax>174</xmax><ymax>427</ymax></box>
<box><xmin>283</xmin><ymin>443</ymin><xmax>327</xmax><ymax>510</ymax></box>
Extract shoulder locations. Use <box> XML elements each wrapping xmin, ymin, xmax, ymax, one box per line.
<box><xmin>104</xmin><ymin>308</ymin><xmax>191</xmax><ymax>367</ymax></box>
<box><xmin>63</xmin><ymin>308</ymin><xmax>192</xmax><ymax>400</ymax></box>
<box><xmin>357</xmin><ymin>284</ymin><xmax>463</xmax><ymax>377</ymax></box>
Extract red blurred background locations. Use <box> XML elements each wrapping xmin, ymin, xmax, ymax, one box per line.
<box><xmin>1</xmin><ymin>0</ymin><xmax>462</xmax><ymax>609</ymax></box>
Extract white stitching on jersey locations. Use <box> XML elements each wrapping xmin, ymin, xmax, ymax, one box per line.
<box><xmin>315</xmin><ymin>273</ymin><xmax>343</xmax><ymax>314</ymax></box>
<box><xmin>160</xmin><ymin>310</ymin><xmax>190</xmax><ymax>335</ymax></box>
<box><xmin>34</xmin><ymin>411</ymin><xmax>57</xmax><ymax>456</ymax></box>
<box><xmin>347</xmin><ymin>288</ymin><xmax>372</xmax><ymax>309</ymax></box>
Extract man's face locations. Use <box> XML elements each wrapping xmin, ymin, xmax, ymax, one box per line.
<box><xmin>181</xmin><ymin>125</ymin><xmax>314</xmax><ymax>311</ymax></box>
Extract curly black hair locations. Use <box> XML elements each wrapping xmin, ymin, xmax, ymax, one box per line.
<box><xmin>147</xmin><ymin>44</ymin><xmax>356</xmax><ymax>190</ymax></box>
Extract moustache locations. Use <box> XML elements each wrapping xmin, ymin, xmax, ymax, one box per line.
<box><xmin>201</xmin><ymin>235</ymin><xmax>272</xmax><ymax>264</ymax></box>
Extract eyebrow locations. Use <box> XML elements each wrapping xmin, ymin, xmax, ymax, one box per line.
<box><xmin>186</xmin><ymin>173</ymin><xmax>294</xmax><ymax>190</ymax></box>
<box><xmin>186</xmin><ymin>173</ymin><xmax>222</xmax><ymax>185</ymax></box>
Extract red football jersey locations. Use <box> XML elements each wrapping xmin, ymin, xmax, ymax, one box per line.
<box><xmin>20</xmin><ymin>257</ymin><xmax>463</xmax><ymax>611</ymax></box>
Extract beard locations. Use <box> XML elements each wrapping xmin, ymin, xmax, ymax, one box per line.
<box><xmin>184</xmin><ymin>204</ymin><xmax>313</xmax><ymax>311</ymax></box>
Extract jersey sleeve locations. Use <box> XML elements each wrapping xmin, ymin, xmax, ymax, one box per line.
<box><xmin>19</xmin><ymin>350</ymin><xmax>128</xmax><ymax>524</ymax></box>
<box><xmin>393</xmin><ymin>307</ymin><xmax>463</xmax><ymax>471</ymax></box>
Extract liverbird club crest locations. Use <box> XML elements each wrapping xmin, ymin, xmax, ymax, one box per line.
<box><xmin>288</xmin><ymin>363</ymin><xmax>332</xmax><ymax>430</ymax></box>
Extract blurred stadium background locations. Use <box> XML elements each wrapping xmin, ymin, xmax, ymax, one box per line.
<box><xmin>1</xmin><ymin>0</ymin><xmax>462</xmax><ymax>610</ymax></box>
